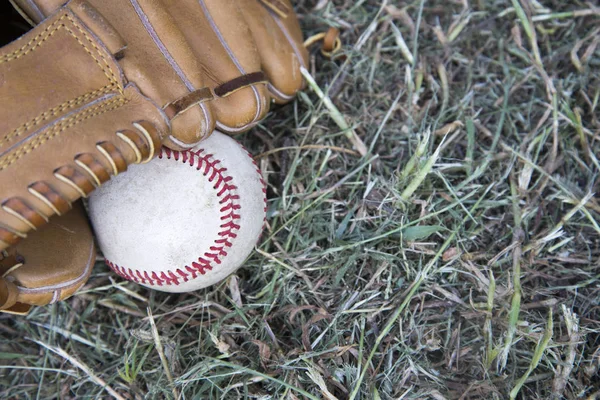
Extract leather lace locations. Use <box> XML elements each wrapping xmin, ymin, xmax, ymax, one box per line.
<box><xmin>304</xmin><ymin>27</ymin><xmax>342</xmax><ymax>58</ymax></box>
<box><xmin>1</xmin><ymin>119</ymin><xmax>162</xmax><ymax>250</ymax></box>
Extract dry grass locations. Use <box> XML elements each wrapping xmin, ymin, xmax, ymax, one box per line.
<box><xmin>1</xmin><ymin>0</ymin><xmax>600</xmax><ymax>399</ymax></box>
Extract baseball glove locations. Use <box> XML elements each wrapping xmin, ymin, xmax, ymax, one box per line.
<box><xmin>12</xmin><ymin>0</ymin><xmax>309</xmax><ymax>145</ymax></box>
<box><xmin>0</xmin><ymin>202</ymin><xmax>95</xmax><ymax>315</ymax></box>
<box><xmin>0</xmin><ymin>2</ymin><xmax>170</xmax><ymax>252</ymax></box>
<box><xmin>0</xmin><ymin>0</ymin><xmax>310</xmax><ymax>311</ymax></box>
<box><xmin>1</xmin><ymin>0</ymin><xmax>308</xmax><ymax>251</ymax></box>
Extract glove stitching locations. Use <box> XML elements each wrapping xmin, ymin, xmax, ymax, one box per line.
<box><xmin>0</xmin><ymin>14</ymin><xmax>121</xmax><ymax>88</ymax></box>
<box><xmin>1</xmin><ymin>87</ymin><xmax>116</xmax><ymax>148</ymax></box>
<box><xmin>0</xmin><ymin>96</ymin><xmax>129</xmax><ymax>171</ymax></box>
<box><xmin>1</xmin><ymin>14</ymin><xmax>122</xmax><ymax>145</ymax></box>
<box><xmin>0</xmin><ymin>15</ymin><xmax>68</xmax><ymax>63</ymax></box>
<box><xmin>60</xmin><ymin>15</ymin><xmax>122</xmax><ymax>91</ymax></box>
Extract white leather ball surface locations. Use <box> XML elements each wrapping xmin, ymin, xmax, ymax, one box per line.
<box><xmin>88</xmin><ymin>131</ymin><xmax>266</xmax><ymax>293</ymax></box>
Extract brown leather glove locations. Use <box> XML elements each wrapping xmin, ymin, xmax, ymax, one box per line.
<box><xmin>1</xmin><ymin>0</ymin><xmax>309</xmax><ymax>250</ymax></box>
<box><xmin>0</xmin><ymin>0</ymin><xmax>309</xmax><ymax>310</ymax></box>
<box><xmin>0</xmin><ymin>202</ymin><xmax>95</xmax><ymax>315</ymax></box>
<box><xmin>0</xmin><ymin>2</ymin><xmax>170</xmax><ymax>252</ymax></box>
<box><xmin>12</xmin><ymin>0</ymin><xmax>309</xmax><ymax>145</ymax></box>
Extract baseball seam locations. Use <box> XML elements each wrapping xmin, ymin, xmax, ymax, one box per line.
<box><xmin>105</xmin><ymin>147</ymin><xmax>243</xmax><ymax>287</ymax></box>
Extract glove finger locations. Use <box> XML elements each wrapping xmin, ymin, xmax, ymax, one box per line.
<box><xmin>160</xmin><ymin>0</ymin><xmax>271</xmax><ymax>134</ymax></box>
<box><xmin>91</xmin><ymin>0</ymin><xmax>217</xmax><ymax>148</ymax></box>
<box><xmin>13</xmin><ymin>0</ymin><xmax>216</xmax><ymax>150</ymax></box>
<box><xmin>1</xmin><ymin>3</ymin><xmax>169</xmax><ymax>249</ymax></box>
<box><xmin>0</xmin><ymin>202</ymin><xmax>95</xmax><ymax>314</ymax></box>
<box><xmin>239</xmin><ymin>0</ymin><xmax>308</xmax><ymax>104</ymax></box>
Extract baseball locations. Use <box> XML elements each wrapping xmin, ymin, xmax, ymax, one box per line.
<box><xmin>88</xmin><ymin>131</ymin><xmax>266</xmax><ymax>293</ymax></box>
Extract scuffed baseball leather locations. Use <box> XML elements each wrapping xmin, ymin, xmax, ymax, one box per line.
<box><xmin>0</xmin><ymin>202</ymin><xmax>95</xmax><ymax>315</ymax></box>
<box><xmin>0</xmin><ymin>1</ymin><xmax>170</xmax><ymax>251</ymax></box>
<box><xmin>12</xmin><ymin>0</ymin><xmax>308</xmax><ymax>144</ymax></box>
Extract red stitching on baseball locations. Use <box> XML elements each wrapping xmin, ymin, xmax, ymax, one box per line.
<box><xmin>104</xmin><ymin>146</ymin><xmax>246</xmax><ymax>287</ymax></box>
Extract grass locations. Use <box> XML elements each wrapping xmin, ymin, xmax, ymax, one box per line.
<box><xmin>1</xmin><ymin>0</ymin><xmax>600</xmax><ymax>398</ymax></box>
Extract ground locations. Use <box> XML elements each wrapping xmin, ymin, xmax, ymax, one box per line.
<box><xmin>1</xmin><ymin>0</ymin><xmax>600</xmax><ymax>399</ymax></box>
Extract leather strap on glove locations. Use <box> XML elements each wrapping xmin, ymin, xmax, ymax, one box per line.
<box><xmin>1</xmin><ymin>0</ymin><xmax>309</xmax><ymax>252</ymax></box>
<box><xmin>0</xmin><ymin>0</ymin><xmax>310</xmax><ymax>312</ymax></box>
<box><xmin>13</xmin><ymin>0</ymin><xmax>309</xmax><ymax>145</ymax></box>
<box><xmin>0</xmin><ymin>2</ymin><xmax>170</xmax><ymax>252</ymax></box>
